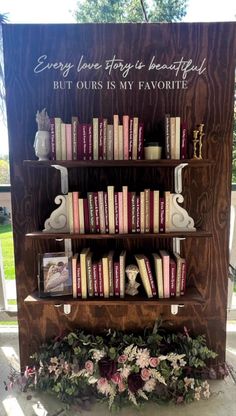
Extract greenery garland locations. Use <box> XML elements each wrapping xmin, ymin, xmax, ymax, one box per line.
<box><xmin>6</xmin><ymin>325</ymin><xmax>225</xmax><ymax>411</ymax></box>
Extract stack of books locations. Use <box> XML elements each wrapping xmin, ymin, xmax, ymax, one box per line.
<box><xmin>164</xmin><ymin>114</ymin><xmax>188</xmax><ymax>159</ymax></box>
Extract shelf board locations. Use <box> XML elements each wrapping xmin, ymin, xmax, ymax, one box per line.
<box><xmin>25</xmin><ymin>287</ymin><xmax>204</xmax><ymax>306</ymax></box>
<box><xmin>26</xmin><ymin>230</ymin><xmax>212</xmax><ymax>239</ymax></box>
<box><xmin>23</xmin><ymin>159</ymin><xmax>214</xmax><ymax>168</ymax></box>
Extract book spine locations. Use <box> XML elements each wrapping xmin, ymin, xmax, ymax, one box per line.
<box><xmin>153</xmin><ymin>190</ymin><xmax>160</xmax><ymax>233</ymax></box>
<box><xmin>77</xmin><ymin>263</ymin><xmax>82</xmax><ymax>297</ymax></box>
<box><xmin>144</xmin><ymin>189</ymin><xmax>150</xmax><ymax>233</ymax></box>
<box><xmin>98</xmin><ymin>191</ymin><xmax>106</xmax><ymax>233</ymax></box>
<box><xmin>92</xmin><ymin>263</ymin><xmax>99</xmax><ymax>296</ymax></box>
<box><xmin>72</xmin><ymin>116</ymin><xmax>78</xmax><ymax>160</ymax></box>
<box><xmin>181</xmin><ymin>121</ymin><xmax>188</xmax><ymax>159</ymax></box>
<box><xmin>118</xmin><ymin>191</ymin><xmax>124</xmax><ymax>234</ymax></box>
<box><xmin>123</xmin><ymin>115</ymin><xmax>129</xmax><ymax>160</ymax></box>
<box><xmin>114</xmin><ymin>262</ymin><xmax>120</xmax><ymax>297</ymax></box>
<box><xmin>128</xmin><ymin>192</ymin><xmax>132</xmax><ymax>233</ymax></box>
<box><xmin>108</xmin><ymin>251</ymin><xmax>114</xmax><ymax>296</ymax></box>
<box><xmin>137</xmin><ymin>122</ymin><xmax>144</xmax><ymax>160</ymax></box>
<box><xmin>88</xmin><ymin>124</ymin><xmax>93</xmax><ymax>160</ymax></box>
<box><xmin>65</xmin><ymin>123</ymin><xmax>72</xmax><ymax>160</ymax></box>
<box><xmin>104</xmin><ymin>192</ymin><xmax>109</xmax><ymax>233</ymax></box>
<box><xmin>170</xmin><ymin>117</ymin><xmax>176</xmax><ymax>159</ymax></box>
<box><xmin>98</xmin><ymin>260</ymin><xmax>104</xmax><ymax>297</ymax></box>
<box><xmin>140</xmin><ymin>191</ymin><xmax>145</xmax><ymax>233</ymax></box>
<box><xmin>61</xmin><ymin>122</ymin><xmax>66</xmax><ymax>160</ymax></box>
<box><xmin>122</xmin><ymin>185</ymin><xmax>128</xmax><ymax>234</ymax></box>
<box><xmin>54</xmin><ymin>117</ymin><xmax>62</xmax><ymax>160</ymax></box>
<box><xmin>72</xmin><ymin>191</ymin><xmax>79</xmax><ymax>233</ymax></box>
<box><xmin>118</xmin><ymin>124</ymin><xmax>124</xmax><ymax>160</ymax></box>
<box><xmin>144</xmin><ymin>257</ymin><xmax>157</xmax><ymax>296</ymax></box>
<box><xmin>107</xmin><ymin>124</ymin><xmax>114</xmax><ymax>160</ymax></box>
<box><xmin>98</xmin><ymin>118</ymin><xmax>103</xmax><ymax>160</ymax></box>
<box><xmin>94</xmin><ymin>192</ymin><xmax>100</xmax><ymax>233</ymax></box>
<box><xmin>87</xmin><ymin>254</ymin><xmax>93</xmax><ymax>297</ymax></box>
<box><xmin>180</xmin><ymin>260</ymin><xmax>187</xmax><ymax>295</ymax></box>
<box><xmin>164</xmin><ymin>191</ymin><xmax>170</xmax><ymax>232</ymax></box>
<box><xmin>87</xmin><ymin>192</ymin><xmax>96</xmax><ymax>233</ymax></box>
<box><xmin>107</xmin><ymin>185</ymin><xmax>115</xmax><ymax>234</ymax></box>
<box><xmin>159</xmin><ymin>197</ymin><xmax>165</xmax><ymax>233</ymax></box>
<box><xmin>169</xmin><ymin>259</ymin><xmax>176</xmax><ymax>297</ymax></box>
<box><xmin>50</xmin><ymin>118</ymin><xmax>56</xmax><ymax>160</ymax></box>
<box><xmin>165</xmin><ymin>114</ymin><xmax>171</xmax><ymax>159</ymax></box>
<box><xmin>128</xmin><ymin>117</ymin><xmax>133</xmax><ymax>160</ymax></box>
<box><xmin>175</xmin><ymin>116</ymin><xmax>181</xmax><ymax>159</ymax></box>
<box><xmin>131</xmin><ymin>192</ymin><xmax>136</xmax><ymax>233</ymax></box>
<box><xmin>82</xmin><ymin>124</ymin><xmax>87</xmax><ymax>160</ymax></box>
<box><xmin>77</xmin><ymin>123</ymin><xmax>83</xmax><ymax>160</ymax></box>
<box><xmin>149</xmin><ymin>190</ymin><xmax>154</xmax><ymax>233</ymax></box>
<box><xmin>136</xmin><ymin>195</ymin><xmax>140</xmax><ymax>233</ymax></box>
<box><xmin>103</xmin><ymin>119</ymin><xmax>107</xmax><ymax>160</ymax></box>
<box><xmin>132</xmin><ymin>117</ymin><xmax>139</xmax><ymax>160</ymax></box>
<box><xmin>83</xmin><ymin>198</ymin><xmax>90</xmax><ymax>233</ymax></box>
<box><xmin>78</xmin><ymin>199</ymin><xmax>85</xmax><ymax>234</ymax></box>
<box><xmin>102</xmin><ymin>256</ymin><xmax>109</xmax><ymax>298</ymax></box>
<box><xmin>92</xmin><ymin>117</ymin><xmax>99</xmax><ymax>160</ymax></box>
<box><xmin>114</xmin><ymin>191</ymin><xmax>119</xmax><ymax>234</ymax></box>
<box><xmin>113</xmin><ymin>114</ymin><xmax>119</xmax><ymax>160</ymax></box>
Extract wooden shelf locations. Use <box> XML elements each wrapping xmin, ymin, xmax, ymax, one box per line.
<box><xmin>25</xmin><ymin>230</ymin><xmax>212</xmax><ymax>239</ymax></box>
<box><xmin>23</xmin><ymin>159</ymin><xmax>214</xmax><ymax>168</ymax></box>
<box><xmin>24</xmin><ymin>287</ymin><xmax>204</xmax><ymax>306</ymax></box>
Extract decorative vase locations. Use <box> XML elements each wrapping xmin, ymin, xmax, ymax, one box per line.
<box><xmin>34</xmin><ymin>130</ymin><xmax>51</xmax><ymax>161</ymax></box>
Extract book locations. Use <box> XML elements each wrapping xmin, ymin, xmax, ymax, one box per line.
<box><xmin>169</xmin><ymin>258</ymin><xmax>177</xmax><ymax>297</ymax></box>
<box><xmin>131</xmin><ymin>192</ymin><xmax>136</xmax><ymax>233</ymax></box>
<box><xmin>98</xmin><ymin>260</ymin><xmax>104</xmax><ymax>297</ymax></box>
<box><xmin>80</xmin><ymin>248</ymin><xmax>90</xmax><ymax>299</ymax></box>
<box><xmin>103</xmin><ymin>119</ymin><xmax>107</xmax><ymax>160</ymax></box>
<box><xmin>164</xmin><ymin>191</ymin><xmax>171</xmax><ymax>232</ymax></box>
<box><xmin>128</xmin><ymin>117</ymin><xmax>133</xmax><ymax>160</ymax></box>
<box><xmin>86</xmin><ymin>251</ymin><xmax>93</xmax><ymax>296</ymax></box>
<box><xmin>102</xmin><ymin>254</ymin><xmax>110</xmax><ymax>298</ymax></box>
<box><xmin>122</xmin><ymin>185</ymin><xmax>128</xmax><ymax>234</ymax></box>
<box><xmin>88</xmin><ymin>124</ymin><xmax>93</xmax><ymax>160</ymax></box>
<box><xmin>119</xmin><ymin>250</ymin><xmax>126</xmax><ymax>298</ymax></box>
<box><xmin>98</xmin><ymin>118</ymin><xmax>103</xmax><ymax>160</ymax></box>
<box><xmin>181</xmin><ymin>121</ymin><xmax>188</xmax><ymax>159</ymax></box>
<box><xmin>107</xmin><ymin>124</ymin><xmax>114</xmax><ymax>160</ymax></box>
<box><xmin>92</xmin><ymin>117</ymin><xmax>99</xmax><ymax>160</ymax></box>
<box><xmin>132</xmin><ymin>117</ymin><xmax>139</xmax><ymax>160</ymax></box>
<box><xmin>135</xmin><ymin>254</ymin><xmax>153</xmax><ymax>298</ymax></box>
<box><xmin>54</xmin><ymin>117</ymin><xmax>62</xmax><ymax>160</ymax></box>
<box><xmin>180</xmin><ymin>259</ymin><xmax>187</xmax><ymax>295</ymax></box>
<box><xmin>123</xmin><ymin>115</ymin><xmax>129</xmax><ymax>160</ymax></box>
<box><xmin>77</xmin><ymin>263</ymin><xmax>82</xmax><ymax>297</ymax></box>
<box><xmin>136</xmin><ymin>195</ymin><xmax>140</xmax><ymax>232</ymax></box>
<box><xmin>152</xmin><ymin>253</ymin><xmax>164</xmax><ymax>298</ymax></box>
<box><xmin>104</xmin><ymin>192</ymin><xmax>109</xmax><ymax>233</ymax></box>
<box><xmin>175</xmin><ymin>116</ymin><xmax>181</xmax><ymax>159</ymax></box>
<box><xmin>78</xmin><ymin>198</ymin><xmax>85</xmax><ymax>234</ymax></box>
<box><xmin>66</xmin><ymin>192</ymin><xmax>74</xmax><ymax>233</ymax></box>
<box><xmin>72</xmin><ymin>253</ymin><xmax>78</xmax><ymax>298</ymax></box>
<box><xmin>159</xmin><ymin>250</ymin><xmax>170</xmax><ymax>298</ymax></box>
<box><xmin>108</xmin><ymin>250</ymin><xmax>115</xmax><ymax>296</ymax></box>
<box><xmin>71</xmin><ymin>116</ymin><xmax>78</xmax><ymax>160</ymax></box>
<box><xmin>94</xmin><ymin>192</ymin><xmax>100</xmax><ymax>233</ymax></box>
<box><xmin>159</xmin><ymin>197</ymin><xmax>165</xmax><ymax>233</ymax></box>
<box><xmin>114</xmin><ymin>261</ymin><xmax>120</xmax><ymax>297</ymax></box>
<box><xmin>87</xmin><ymin>192</ymin><xmax>96</xmax><ymax>233</ymax></box>
<box><xmin>72</xmin><ymin>191</ymin><xmax>79</xmax><ymax>233</ymax></box>
<box><xmin>144</xmin><ymin>256</ymin><xmax>157</xmax><ymax>296</ymax></box>
<box><xmin>50</xmin><ymin>118</ymin><xmax>56</xmax><ymax>160</ymax></box>
<box><xmin>137</xmin><ymin>121</ymin><xmax>144</xmax><ymax>160</ymax></box>
<box><xmin>170</xmin><ymin>117</ymin><xmax>176</xmax><ymax>159</ymax></box>
<box><xmin>65</xmin><ymin>123</ymin><xmax>72</xmax><ymax>160</ymax></box>
<box><xmin>144</xmin><ymin>189</ymin><xmax>150</xmax><ymax>233</ymax></box>
<box><xmin>118</xmin><ymin>124</ymin><xmax>124</xmax><ymax>160</ymax></box>
<box><xmin>164</xmin><ymin>114</ymin><xmax>171</xmax><ymax>159</ymax></box>
<box><xmin>114</xmin><ymin>191</ymin><xmax>119</xmax><ymax>233</ymax></box>
<box><xmin>118</xmin><ymin>191</ymin><xmax>124</xmax><ymax>234</ymax></box>
<box><xmin>92</xmin><ymin>262</ymin><xmax>99</xmax><ymax>296</ymax></box>
<box><xmin>98</xmin><ymin>191</ymin><xmax>106</xmax><ymax>233</ymax></box>
<box><xmin>173</xmin><ymin>252</ymin><xmax>185</xmax><ymax>297</ymax></box>
<box><xmin>140</xmin><ymin>191</ymin><xmax>145</xmax><ymax>233</ymax></box>
<box><xmin>107</xmin><ymin>185</ymin><xmax>115</xmax><ymax>234</ymax></box>
<box><xmin>113</xmin><ymin>114</ymin><xmax>119</xmax><ymax>160</ymax></box>
<box><xmin>61</xmin><ymin>122</ymin><xmax>66</xmax><ymax>160</ymax></box>
<box><xmin>153</xmin><ymin>190</ymin><xmax>160</xmax><ymax>233</ymax></box>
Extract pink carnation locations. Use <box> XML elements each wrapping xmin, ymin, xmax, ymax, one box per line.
<box><xmin>85</xmin><ymin>360</ymin><xmax>94</xmax><ymax>374</ymax></box>
<box><xmin>118</xmin><ymin>381</ymin><xmax>126</xmax><ymax>392</ymax></box>
<box><xmin>111</xmin><ymin>372</ymin><xmax>122</xmax><ymax>385</ymax></box>
<box><xmin>118</xmin><ymin>354</ymin><xmax>128</xmax><ymax>363</ymax></box>
<box><xmin>149</xmin><ymin>357</ymin><xmax>160</xmax><ymax>367</ymax></box>
<box><xmin>141</xmin><ymin>368</ymin><xmax>151</xmax><ymax>381</ymax></box>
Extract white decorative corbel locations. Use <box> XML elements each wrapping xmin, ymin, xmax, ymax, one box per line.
<box><xmin>172</xmin><ymin>237</ymin><xmax>186</xmax><ymax>254</ymax></box>
<box><xmin>43</xmin><ymin>195</ymin><xmax>69</xmax><ymax>232</ymax></box>
<box><xmin>169</xmin><ymin>193</ymin><xmax>196</xmax><ymax>232</ymax></box>
<box><xmin>51</xmin><ymin>165</ymin><xmax>68</xmax><ymax>195</ymax></box>
<box><xmin>174</xmin><ymin>163</ymin><xmax>188</xmax><ymax>194</ymax></box>
<box><xmin>171</xmin><ymin>304</ymin><xmax>184</xmax><ymax>315</ymax></box>
<box><xmin>63</xmin><ymin>304</ymin><xmax>72</xmax><ymax>315</ymax></box>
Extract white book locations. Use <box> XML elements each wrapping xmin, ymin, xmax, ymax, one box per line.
<box><xmin>54</xmin><ymin>117</ymin><xmax>62</xmax><ymax>160</ymax></box>
<box><xmin>66</xmin><ymin>192</ymin><xmax>73</xmax><ymax>233</ymax></box>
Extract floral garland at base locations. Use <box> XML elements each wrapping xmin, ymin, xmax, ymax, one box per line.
<box><xmin>6</xmin><ymin>326</ymin><xmax>227</xmax><ymax>411</ymax></box>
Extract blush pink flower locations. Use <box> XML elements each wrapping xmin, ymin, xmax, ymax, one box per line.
<box><xmin>149</xmin><ymin>357</ymin><xmax>160</xmax><ymax>367</ymax></box>
<box><xmin>85</xmin><ymin>360</ymin><xmax>94</xmax><ymax>375</ymax></box>
<box><xmin>118</xmin><ymin>381</ymin><xmax>126</xmax><ymax>393</ymax></box>
<box><xmin>111</xmin><ymin>372</ymin><xmax>122</xmax><ymax>385</ymax></box>
<box><xmin>118</xmin><ymin>354</ymin><xmax>128</xmax><ymax>364</ymax></box>
<box><xmin>141</xmin><ymin>368</ymin><xmax>151</xmax><ymax>381</ymax></box>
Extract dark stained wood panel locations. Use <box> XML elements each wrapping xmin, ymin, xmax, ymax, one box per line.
<box><xmin>2</xmin><ymin>22</ymin><xmax>236</xmax><ymax>369</ymax></box>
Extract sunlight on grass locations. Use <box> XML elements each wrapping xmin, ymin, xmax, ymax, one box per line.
<box><xmin>0</xmin><ymin>224</ymin><xmax>15</xmax><ymax>280</ymax></box>
<box><xmin>2</xmin><ymin>397</ymin><xmax>26</xmax><ymax>416</ymax></box>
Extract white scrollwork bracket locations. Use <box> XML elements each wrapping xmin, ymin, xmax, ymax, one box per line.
<box><xmin>51</xmin><ymin>165</ymin><xmax>68</xmax><ymax>195</ymax></box>
<box><xmin>169</xmin><ymin>193</ymin><xmax>196</xmax><ymax>232</ymax></box>
<box><xmin>43</xmin><ymin>195</ymin><xmax>69</xmax><ymax>232</ymax></box>
<box><xmin>174</xmin><ymin>163</ymin><xmax>188</xmax><ymax>194</ymax></box>
<box><xmin>171</xmin><ymin>304</ymin><xmax>184</xmax><ymax>315</ymax></box>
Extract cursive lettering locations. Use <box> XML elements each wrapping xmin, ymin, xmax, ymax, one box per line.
<box><xmin>34</xmin><ymin>54</ymin><xmax>74</xmax><ymax>78</ymax></box>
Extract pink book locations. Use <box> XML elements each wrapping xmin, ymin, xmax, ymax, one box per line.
<box><xmin>82</xmin><ymin>124</ymin><xmax>87</xmax><ymax>160</ymax></box>
<box><xmin>118</xmin><ymin>191</ymin><xmax>123</xmax><ymax>234</ymax></box>
<box><xmin>114</xmin><ymin>261</ymin><xmax>120</xmax><ymax>297</ymax></box>
<box><xmin>72</xmin><ymin>191</ymin><xmax>80</xmax><ymax>233</ymax></box>
<box><xmin>65</xmin><ymin>123</ymin><xmax>72</xmax><ymax>160</ymax></box>
<box><xmin>128</xmin><ymin>117</ymin><xmax>133</xmax><ymax>160</ymax></box>
<box><xmin>77</xmin><ymin>263</ymin><xmax>82</xmax><ymax>297</ymax></box>
<box><xmin>180</xmin><ymin>260</ymin><xmax>187</xmax><ymax>295</ymax></box>
<box><xmin>92</xmin><ymin>263</ymin><xmax>99</xmax><ymax>296</ymax></box>
<box><xmin>122</xmin><ymin>186</ymin><xmax>128</xmax><ymax>234</ymax></box>
<box><xmin>123</xmin><ymin>115</ymin><xmax>129</xmax><ymax>160</ymax></box>
<box><xmin>137</xmin><ymin>122</ymin><xmax>144</xmax><ymax>160</ymax></box>
<box><xmin>114</xmin><ymin>192</ymin><xmax>119</xmax><ymax>234</ymax></box>
<box><xmin>144</xmin><ymin>256</ymin><xmax>157</xmax><ymax>296</ymax></box>
<box><xmin>98</xmin><ymin>260</ymin><xmax>104</xmax><ymax>297</ymax></box>
<box><xmin>169</xmin><ymin>258</ymin><xmax>177</xmax><ymax>297</ymax></box>
<box><xmin>159</xmin><ymin>250</ymin><xmax>170</xmax><ymax>298</ymax></box>
<box><xmin>50</xmin><ymin>118</ymin><xmax>56</xmax><ymax>160</ymax></box>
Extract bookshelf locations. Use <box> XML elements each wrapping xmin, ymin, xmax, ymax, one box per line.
<box><xmin>3</xmin><ymin>22</ymin><xmax>236</xmax><ymax>370</ymax></box>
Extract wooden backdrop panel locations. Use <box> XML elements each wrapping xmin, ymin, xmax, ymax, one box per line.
<box><xmin>3</xmin><ymin>23</ymin><xmax>236</xmax><ymax>368</ymax></box>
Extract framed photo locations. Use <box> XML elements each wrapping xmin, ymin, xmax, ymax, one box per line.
<box><xmin>38</xmin><ymin>252</ymin><xmax>72</xmax><ymax>297</ymax></box>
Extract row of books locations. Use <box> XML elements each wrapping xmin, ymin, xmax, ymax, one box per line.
<box><xmin>65</xmin><ymin>188</ymin><xmax>172</xmax><ymax>235</ymax></box>
<box><xmin>164</xmin><ymin>114</ymin><xmax>188</xmax><ymax>159</ymax></box>
<box><xmin>39</xmin><ymin>249</ymin><xmax>187</xmax><ymax>300</ymax></box>
<box><xmin>49</xmin><ymin>115</ymin><xmax>144</xmax><ymax>161</ymax></box>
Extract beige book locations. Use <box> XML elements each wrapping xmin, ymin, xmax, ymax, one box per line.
<box><xmin>108</xmin><ymin>250</ymin><xmax>115</xmax><ymax>296</ymax></box>
<box><xmin>72</xmin><ymin>253</ymin><xmax>78</xmax><ymax>298</ymax></box>
<box><xmin>78</xmin><ymin>198</ymin><xmax>85</xmax><ymax>234</ymax></box>
<box><xmin>153</xmin><ymin>190</ymin><xmax>160</xmax><ymax>233</ymax></box>
<box><xmin>66</xmin><ymin>192</ymin><xmax>73</xmax><ymax>233</ymax></box>
<box><xmin>113</xmin><ymin>114</ymin><xmax>119</xmax><ymax>160</ymax></box>
<box><xmin>98</xmin><ymin>191</ymin><xmax>106</xmax><ymax>233</ymax></box>
<box><xmin>118</xmin><ymin>124</ymin><xmax>124</xmax><ymax>160</ymax></box>
<box><xmin>164</xmin><ymin>191</ymin><xmax>171</xmax><ymax>232</ymax></box>
<box><xmin>93</xmin><ymin>118</ymin><xmax>99</xmax><ymax>160</ymax></box>
<box><xmin>135</xmin><ymin>254</ymin><xmax>153</xmax><ymax>298</ymax></box>
<box><xmin>54</xmin><ymin>117</ymin><xmax>62</xmax><ymax>160</ymax></box>
<box><xmin>152</xmin><ymin>253</ymin><xmax>163</xmax><ymax>298</ymax></box>
<box><xmin>80</xmin><ymin>247</ymin><xmax>90</xmax><ymax>299</ymax></box>
<box><xmin>175</xmin><ymin>116</ymin><xmax>181</xmax><ymax>159</ymax></box>
<box><xmin>107</xmin><ymin>185</ymin><xmax>115</xmax><ymax>234</ymax></box>
<box><xmin>132</xmin><ymin>117</ymin><xmax>139</xmax><ymax>160</ymax></box>
<box><xmin>102</xmin><ymin>255</ymin><xmax>110</xmax><ymax>298</ymax></box>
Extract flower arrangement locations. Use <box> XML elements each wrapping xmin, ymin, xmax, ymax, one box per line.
<box><xmin>6</xmin><ymin>325</ymin><xmax>227</xmax><ymax>411</ymax></box>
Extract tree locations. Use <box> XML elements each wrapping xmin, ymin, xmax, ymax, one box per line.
<box><xmin>72</xmin><ymin>0</ymin><xmax>188</xmax><ymax>23</ymax></box>
<box><xmin>0</xmin><ymin>159</ymin><xmax>10</xmax><ymax>184</ymax></box>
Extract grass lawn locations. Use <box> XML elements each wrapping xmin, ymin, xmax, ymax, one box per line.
<box><xmin>0</xmin><ymin>223</ymin><xmax>15</xmax><ymax>280</ymax></box>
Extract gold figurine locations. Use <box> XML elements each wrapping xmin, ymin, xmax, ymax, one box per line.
<box><xmin>192</xmin><ymin>124</ymin><xmax>205</xmax><ymax>159</ymax></box>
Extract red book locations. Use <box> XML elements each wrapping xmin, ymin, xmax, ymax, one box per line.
<box><xmin>103</xmin><ymin>119</ymin><xmax>107</xmax><ymax>160</ymax></box>
<box><xmin>128</xmin><ymin>117</ymin><xmax>133</xmax><ymax>160</ymax></box>
<box><xmin>114</xmin><ymin>261</ymin><xmax>120</xmax><ymax>297</ymax></box>
<box><xmin>128</xmin><ymin>192</ymin><xmax>132</xmax><ymax>233</ymax></box>
<box><xmin>50</xmin><ymin>118</ymin><xmax>56</xmax><ymax>160</ymax></box>
<box><xmin>83</xmin><ymin>198</ymin><xmax>90</xmax><ymax>233</ymax></box>
<box><xmin>114</xmin><ymin>191</ymin><xmax>119</xmax><ymax>234</ymax></box>
<box><xmin>94</xmin><ymin>192</ymin><xmax>100</xmax><ymax>233</ymax></box>
<box><xmin>180</xmin><ymin>260</ymin><xmax>187</xmax><ymax>295</ymax></box>
<box><xmin>87</xmin><ymin>192</ymin><xmax>96</xmax><ymax>233</ymax></box>
<box><xmin>169</xmin><ymin>258</ymin><xmax>177</xmax><ymax>297</ymax></box>
<box><xmin>104</xmin><ymin>192</ymin><xmax>109</xmax><ymax>233</ymax></box>
<box><xmin>98</xmin><ymin>260</ymin><xmax>104</xmax><ymax>297</ymax></box>
<box><xmin>98</xmin><ymin>118</ymin><xmax>103</xmax><ymax>160</ymax></box>
<box><xmin>92</xmin><ymin>263</ymin><xmax>99</xmax><ymax>296</ymax></box>
<box><xmin>159</xmin><ymin>197</ymin><xmax>165</xmax><ymax>233</ymax></box>
<box><xmin>77</xmin><ymin>263</ymin><xmax>82</xmax><ymax>297</ymax></box>
<box><xmin>131</xmin><ymin>192</ymin><xmax>136</xmax><ymax>233</ymax></box>
<box><xmin>144</xmin><ymin>256</ymin><xmax>157</xmax><ymax>296</ymax></box>
<box><xmin>137</xmin><ymin>121</ymin><xmax>144</xmax><ymax>160</ymax></box>
<box><xmin>150</xmin><ymin>190</ymin><xmax>154</xmax><ymax>233</ymax></box>
<box><xmin>136</xmin><ymin>195</ymin><xmax>140</xmax><ymax>232</ymax></box>
<box><xmin>88</xmin><ymin>124</ymin><xmax>93</xmax><ymax>160</ymax></box>
<box><xmin>82</xmin><ymin>124</ymin><xmax>87</xmax><ymax>160</ymax></box>
<box><xmin>181</xmin><ymin>121</ymin><xmax>188</xmax><ymax>159</ymax></box>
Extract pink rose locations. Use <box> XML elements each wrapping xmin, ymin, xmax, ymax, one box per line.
<box><xmin>118</xmin><ymin>354</ymin><xmax>128</xmax><ymax>364</ymax></box>
<box><xmin>97</xmin><ymin>377</ymin><xmax>107</xmax><ymax>387</ymax></box>
<box><xmin>118</xmin><ymin>381</ymin><xmax>126</xmax><ymax>393</ymax></box>
<box><xmin>141</xmin><ymin>368</ymin><xmax>151</xmax><ymax>381</ymax></box>
<box><xmin>111</xmin><ymin>372</ymin><xmax>122</xmax><ymax>385</ymax></box>
<box><xmin>85</xmin><ymin>360</ymin><xmax>94</xmax><ymax>374</ymax></box>
<box><xmin>149</xmin><ymin>357</ymin><xmax>160</xmax><ymax>367</ymax></box>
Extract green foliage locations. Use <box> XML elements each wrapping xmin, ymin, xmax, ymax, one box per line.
<box><xmin>6</xmin><ymin>326</ymin><xmax>221</xmax><ymax>411</ymax></box>
<box><xmin>72</xmin><ymin>0</ymin><xmax>188</xmax><ymax>23</ymax></box>
<box><xmin>0</xmin><ymin>224</ymin><xmax>15</xmax><ymax>280</ymax></box>
<box><xmin>0</xmin><ymin>159</ymin><xmax>10</xmax><ymax>184</ymax></box>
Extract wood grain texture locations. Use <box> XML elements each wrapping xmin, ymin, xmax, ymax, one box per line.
<box><xmin>2</xmin><ymin>23</ymin><xmax>236</xmax><ymax>369</ymax></box>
